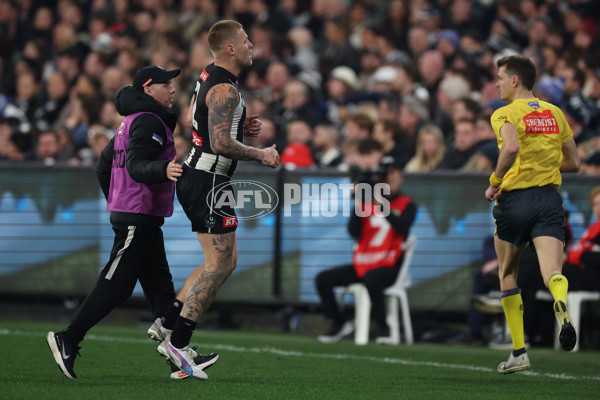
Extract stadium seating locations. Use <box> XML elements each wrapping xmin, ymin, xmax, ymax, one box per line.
<box><xmin>535</xmin><ymin>289</ymin><xmax>600</xmax><ymax>351</ymax></box>
<box><xmin>338</xmin><ymin>235</ymin><xmax>417</xmax><ymax>346</ymax></box>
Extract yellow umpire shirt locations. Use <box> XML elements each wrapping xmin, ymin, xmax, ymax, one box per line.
<box><xmin>490</xmin><ymin>98</ymin><xmax>574</xmax><ymax>192</ymax></box>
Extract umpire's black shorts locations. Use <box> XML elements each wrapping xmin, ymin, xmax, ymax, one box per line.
<box><xmin>493</xmin><ymin>185</ymin><xmax>565</xmax><ymax>246</ymax></box>
<box><xmin>176</xmin><ymin>166</ymin><xmax>238</xmax><ymax>234</ymax></box>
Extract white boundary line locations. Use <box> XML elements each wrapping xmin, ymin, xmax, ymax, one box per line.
<box><xmin>4</xmin><ymin>328</ymin><xmax>599</xmax><ymax>381</ymax></box>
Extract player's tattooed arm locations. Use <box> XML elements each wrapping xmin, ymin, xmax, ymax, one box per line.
<box><xmin>207</xmin><ymin>83</ymin><xmax>263</xmax><ymax>162</ymax></box>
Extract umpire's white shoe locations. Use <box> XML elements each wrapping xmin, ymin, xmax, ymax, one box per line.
<box><xmin>158</xmin><ymin>339</ymin><xmax>208</xmax><ymax>380</ymax></box>
<box><xmin>147</xmin><ymin>318</ymin><xmax>172</xmax><ymax>342</ymax></box>
<box><xmin>498</xmin><ymin>352</ymin><xmax>530</xmax><ymax>374</ymax></box>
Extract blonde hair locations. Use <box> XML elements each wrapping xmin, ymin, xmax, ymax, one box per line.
<box><xmin>208</xmin><ymin>20</ymin><xmax>243</xmax><ymax>56</ymax></box>
<box><xmin>404</xmin><ymin>124</ymin><xmax>445</xmax><ymax>172</ymax></box>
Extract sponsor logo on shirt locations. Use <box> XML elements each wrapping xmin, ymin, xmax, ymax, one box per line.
<box><xmin>523</xmin><ymin>110</ymin><xmax>559</xmax><ymax>134</ymax></box>
<box><xmin>192</xmin><ymin>131</ymin><xmax>202</xmax><ymax>147</ymax></box>
<box><xmin>199</xmin><ymin>69</ymin><xmax>209</xmax><ymax>82</ymax></box>
<box><xmin>528</xmin><ymin>100</ymin><xmax>540</xmax><ymax>109</ymax></box>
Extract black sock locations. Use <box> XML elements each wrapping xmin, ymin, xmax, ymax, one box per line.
<box><xmin>512</xmin><ymin>347</ymin><xmax>526</xmax><ymax>357</ymax></box>
<box><xmin>171</xmin><ymin>317</ymin><xmax>196</xmax><ymax>349</ymax></box>
<box><xmin>162</xmin><ymin>300</ymin><xmax>183</xmax><ymax>330</ymax></box>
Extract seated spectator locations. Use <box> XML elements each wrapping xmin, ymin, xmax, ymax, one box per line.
<box><xmin>564</xmin><ymin>186</ymin><xmax>600</xmax><ymax>291</ymax></box>
<box><xmin>34</xmin><ymin>129</ymin><xmax>63</xmax><ymax>165</ymax></box>
<box><xmin>343</xmin><ymin>112</ymin><xmax>374</xmax><ymax>141</ymax></box>
<box><xmin>404</xmin><ymin>124</ymin><xmax>446</xmax><ymax>172</ymax></box>
<box><xmin>313</xmin><ymin>123</ymin><xmax>343</xmax><ymax>168</ymax></box>
<box><xmin>315</xmin><ymin>155</ymin><xmax>417</xmax><ymax>343</ymax></box>
<box><xmin>280</xmin><ymin>120</ymin><xmax>315</xmax><ymax>169</ymax></box>
<box><xmin>580</xmin><ymin>152</ymin><xmax>600</xmax><ymax>175</ymax></box>
<box><xmin>372</xmin><ymin>120</ymin><xmax>413</xmax><ymax>169</ymax></box>
<box><xmin>436</xmin><ymin>118</ymin><xmax>480</xmax><ymax>170</ymax></box>
<box><xmin>473</xmin><ymin>141</ymin><xmax>499</xmax><ymax>172</ymax></box>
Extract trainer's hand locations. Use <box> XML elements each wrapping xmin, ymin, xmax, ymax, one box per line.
<box><xmin>167</xmin><ymin>156</ymin><xmax>183</xmax><ymax>182</ymax></box>
<box><xmin>485</xmin><ymin>185</ymin><xmax>500</xmax><ymax>202</ymax></box>
<box><xmin>244</xmin><ymin>114</ymin><xmax>262</xmax><ymax>137</ymax></box>
<box><xmin>261</xmin><ymin>144</ymin><xmax>280</xmax><ymax>168</ymax></box>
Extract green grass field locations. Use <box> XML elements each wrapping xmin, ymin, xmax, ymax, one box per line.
<box><xmin>1</xmin><ymin>319</ymin><xmax>598</xmax><ymax>400</ymax></box>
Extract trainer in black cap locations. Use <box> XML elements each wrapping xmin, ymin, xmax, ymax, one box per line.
<box><xmin>133</xmin><ymin>66</ymin><xmax>181</xmax><ymax>91</ymax></box>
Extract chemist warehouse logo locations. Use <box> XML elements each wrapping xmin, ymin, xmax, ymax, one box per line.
<box><xmin>207</xmin><ymin>180</ymin><xmax>390</xmax><ymax>220</ymax></box>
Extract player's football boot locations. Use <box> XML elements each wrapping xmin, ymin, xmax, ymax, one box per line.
<box><xmin>158</xmin><ymin>339</ymin><xmax>209</xmax><ymax>380</ymax></box>
<box><xmin>148</xmin><ymin>318</ymin><xmax>173</xmax><ymax>342</ymax></box>
<box><xmin>167</xmin><ymin>352</ymin><xmax>219</xmax><ymax>380</ymax></box>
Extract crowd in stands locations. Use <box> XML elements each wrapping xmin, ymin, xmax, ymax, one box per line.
<box><xmin>0</xmin><ymin>0</ymin><xmax>599</xmax><ymax>174</ymax></box>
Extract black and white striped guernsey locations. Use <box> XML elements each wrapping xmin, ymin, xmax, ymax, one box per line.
<box><xmin>186</xmin><ymin>63</ymin><xmax>245</xmax><ymax>177</ymax></box>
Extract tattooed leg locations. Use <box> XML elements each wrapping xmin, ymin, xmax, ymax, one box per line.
<box><xmin>181</xmin><ymin>232</ymin><xmax>238</xmax><ymax>322</ymax></box>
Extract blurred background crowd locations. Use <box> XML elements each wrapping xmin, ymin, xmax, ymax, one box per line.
<box><xmin>0</xmin><ymin>0</ymin><xmax>599</xmax><ymax>174</ymax></box>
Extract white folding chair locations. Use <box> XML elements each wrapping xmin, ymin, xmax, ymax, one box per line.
<box><xmin>535</xmin><ymin>289</ymin><xmax>600</xmax><ymax>351</ymax></box>
<box><xmin>339</xmin><ymin>235</ymin><xmax>417</xmax><ymax>345</ymax></box>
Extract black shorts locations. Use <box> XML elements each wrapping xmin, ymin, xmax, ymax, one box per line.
<box><xmin>176</xmin><ymin>166</ymin><xmax>238</xmax><ymax>234</ymax></box>
<box><xmin>493</xmin><ymin>186</ymin><xmax>565</xmax><ymax>246</ymax></box>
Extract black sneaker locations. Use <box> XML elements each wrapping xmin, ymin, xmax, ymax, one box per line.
<box><xmin>167</xmin><ymin>350</ymin><xmax>219</xmax><ymax>380</ymax></box>
<box><xmin>553</xmin><ymin>300</ymin><xmax>577</xmax><ymax>351</ymax></box>
<box><xmin>46</xmin><ymin>331</ymin><xmax>80</xmax><ymax>379</ymax></box>
<box><xmin>370</xmin><ymin>323</ymin><xmax>390</xmax><ymax>342</ymax></box>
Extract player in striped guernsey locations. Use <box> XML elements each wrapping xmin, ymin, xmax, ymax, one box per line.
<box><xmin>156</xmin><ymin>20</ymin><xmax>279</xmax><ymax>380</ymax></box>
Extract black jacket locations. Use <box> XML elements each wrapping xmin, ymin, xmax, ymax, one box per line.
<box><xmin>96</xmin><ymin>85</ymin><xmax>178</xmax><ymax>226</ymax></box>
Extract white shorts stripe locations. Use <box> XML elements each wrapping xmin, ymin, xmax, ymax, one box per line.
<box><xmin>105</xmin><ymin>226</ymin><xmax>136</xmax><ymax>280</ymax></box>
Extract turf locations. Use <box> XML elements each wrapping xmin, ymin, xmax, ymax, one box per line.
<box><xmin>2</xmin><ymin>319</ymin><xmax>599</xmax><ymax>400</ymax></box>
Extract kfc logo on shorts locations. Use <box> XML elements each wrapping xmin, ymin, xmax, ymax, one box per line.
<box><xmin>223</xmin><ymin>216</ymin><xmax>238</xmax><ymax>227</ymax></box>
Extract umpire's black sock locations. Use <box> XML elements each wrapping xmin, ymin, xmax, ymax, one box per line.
<box><xmin>170</xmin><ymin>317</ymin><xmax>196</xmax><ymax>349</ymax></box>
<box><xmin>162</xmin><ymin>300</ymin><xmax>183</xmax><ymax>330</ymax></box>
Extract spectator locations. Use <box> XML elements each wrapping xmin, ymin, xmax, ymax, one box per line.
<box><xmin>313</xmin><ymin>123</ymin><xmax>343</xmax><ymax>168</ymax></box>
<box><xmin>279</xmin><ymin>79</ymin><xmax>323</xmax><ymax>131</ymax></box>
<box><xmin>397</xmin><ymin>97</ymin><xmax>429</xmax><ymax>142</ymax></box>
<box><xmin>580</xmin><ymin>152</ymin><xmax>600</xmax><ymax>175</ymax></box>
<box><xmin>434</xmin><ymin>76</ymin><xmax>471</xmax><ymax>138</ymax></box>
<box><xmin>436</xmin><ymin>118</ymin><xmax>479</xmax><ymax>170</ymax></box>
<box><xmin>34</xmin><ymin>129</ymin><xmax>63</xmax><ymax>165</ymax></box>
<box><xmin>318</xmin><ymin>16</ymin><xmax>360</xmax><ymax>78</ymax></box>
<box><xmin>280</xmin><ymin>120</ymin><xmax>315</xmax><ymax>169</ymax></box>
<box><xmin>372</xmin><ymin>119</ymin><xmax>413</xmax><ymax>169</ymax></box>
<box><xmin>33</xmin><ymin>70</ymin><xmax>69</xmax><ymax>132</ymax></box>
<box><xmin>564</xmin><ymin>186</ymin><xmax>600</xmax><ymax>290</ymax></box>
<box><xmin>325</xmin><ymin>66</ymin><xmax>361</xmax><ymax>126</ymax></box>
<box><xmin>404</xmin><ymin>123</ymin><xmax>446</xmax><ymax>173</ymax></box>
<box><xmin>343</xmin><ymin>112</ymin><xmax>374</xmax><ymax>141</ymax></box>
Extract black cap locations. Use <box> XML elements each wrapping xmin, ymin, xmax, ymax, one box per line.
<box><xmin>133</xmin><ymin>66</ymin><xmax>181</xmax><ymax>91</ymax></box>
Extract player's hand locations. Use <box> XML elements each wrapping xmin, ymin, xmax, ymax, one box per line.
<box><xmin>244</xmin><ymin>114</ymin><xmax>262</xmax><ymax>137</ymax></box>
<box><xmin>167</xmin><ymin>156</ymin><xmax>183</xmax><ymax>182</ymax></box>
<box><xmin>261</xmin><ymin>144</ymin><xmax>280</xmax><ymax>168</ymax></box>
<box><xmin>485</xmin><ymin>185</ymin><xmax>500</xmax><ymax>202</ymax></box>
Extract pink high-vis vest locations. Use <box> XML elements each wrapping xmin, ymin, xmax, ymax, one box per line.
<box><xmin>107</xmin><ymin>112</ymin><xmax>175</xmax><ymax>217</ymax></box>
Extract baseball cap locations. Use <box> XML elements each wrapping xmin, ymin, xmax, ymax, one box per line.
<box><xmin>330</xmin><ymin>66</ymin><xmax>358</xmax><ymax>90</ymax></box>
<box><xmin>133</xmin><ymin>66</ymin><xmax>181</xmax><ymax>91</ymax></box>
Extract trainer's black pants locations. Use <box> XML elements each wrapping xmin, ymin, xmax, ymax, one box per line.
<box><xmin>315</xmin><ymin>263</ymin><xmax>399</xmax><ymax>328</ymax></box>
<box><xmin>65</xmin><ymin>225</ymin><xmax>175</xmax><ymax>345</ymax></box>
